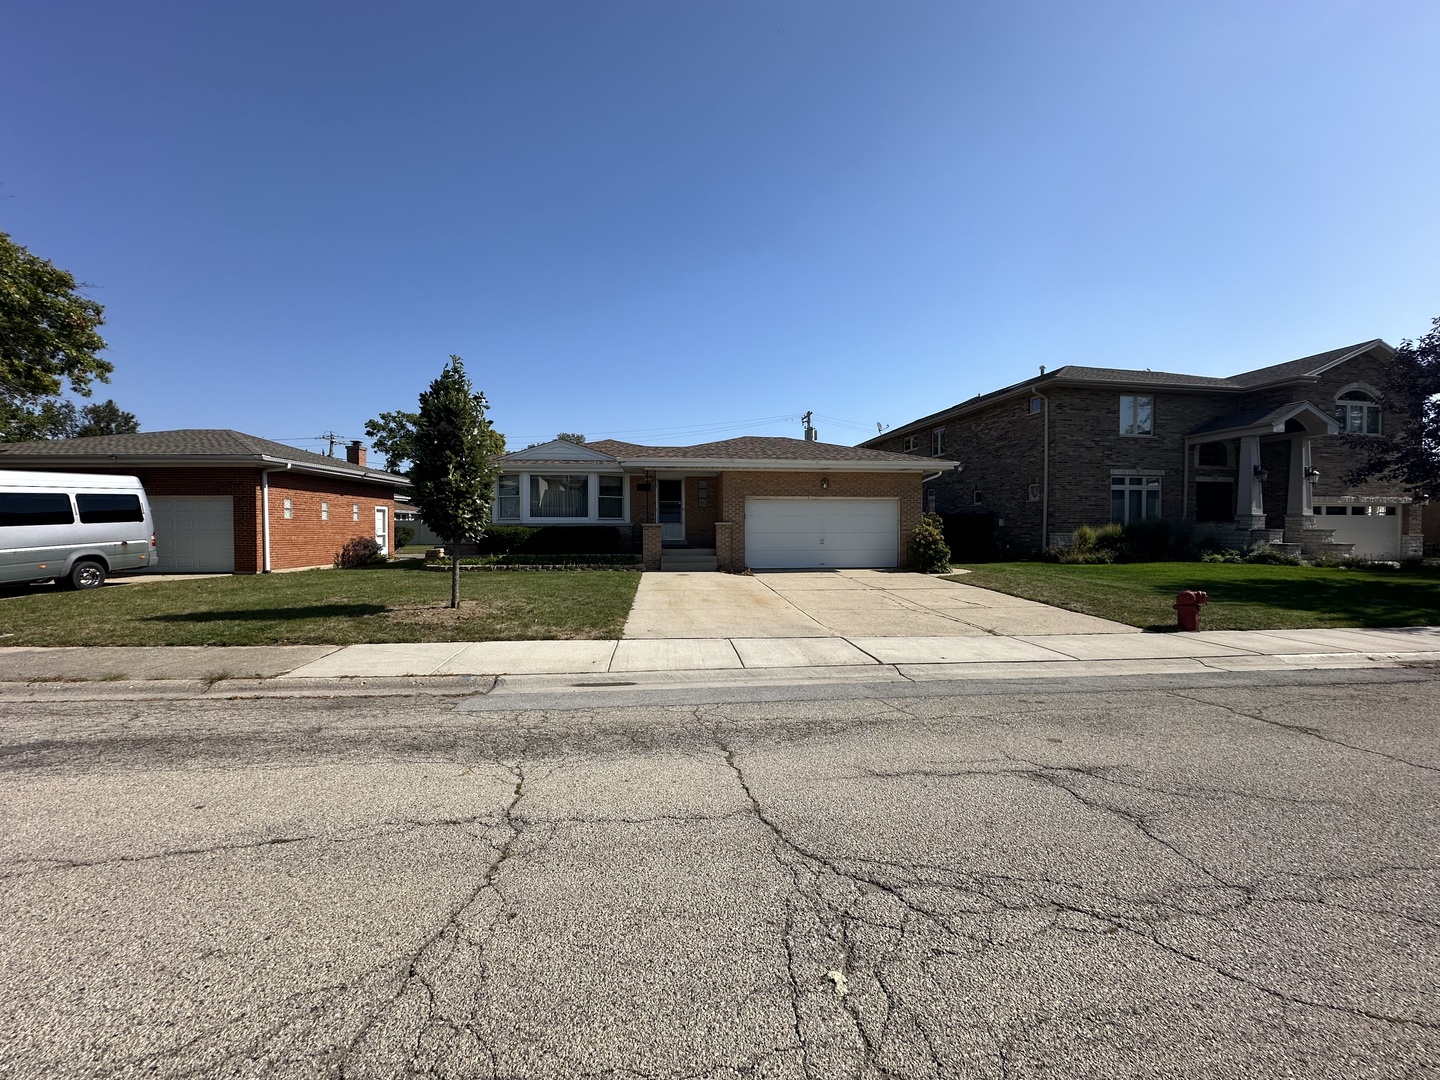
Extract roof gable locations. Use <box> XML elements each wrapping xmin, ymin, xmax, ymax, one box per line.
<box><xmin>500</xmin><ymin>440</ymin><xmax>618</xmax><ymax>463</ymax></box>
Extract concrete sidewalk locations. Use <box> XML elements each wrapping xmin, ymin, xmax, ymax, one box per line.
<box><xmin>1</xmin><ymin>627</ymin><xmax>1438</xmax><ymax>687</ymax></box>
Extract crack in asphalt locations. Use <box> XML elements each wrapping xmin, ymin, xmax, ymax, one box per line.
<box><xmin>1168</xmin><ymin>689</ymin><xmax>1440</xmax><ymax>774</ymax></box>
<box><xmin>708</xmin><ymin>704</ymin><xmax>1440</xmax><ymax>1075</ymax></box>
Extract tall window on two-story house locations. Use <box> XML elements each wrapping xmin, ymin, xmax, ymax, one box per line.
<box><xmin>1111</xmin><ymin>475</ymin><xmax>1161</xmax><ymax>524</ymax></box>
<box><xmin>1119</xmin><ymin>395</ymin><xmax>1153</xmax><ymax>437</ymax></box>
<box><xmin>931</xmin><ymin>428</ymin><xmax>945</xmax><ymax>456</ymax></box>
<box><xmin>1335</xmin><ymin>389</ymin><xmax>1381</xmax><ymax>435</ymax></box>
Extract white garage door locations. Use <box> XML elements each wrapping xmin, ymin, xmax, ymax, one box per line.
<box><xmin>150</xmin><ymin>496</ymin><xmax>235</xmax><ymax>572</ymax></box>
<box><xmin>1318</xmin><ymin>505</ymin><xmax>1402</xmax><ymax>559</ymax></box>
<box><xmin>745</xmin><ymin>498</ymin><xmax>899</xmax><ymax>569</ymax></box>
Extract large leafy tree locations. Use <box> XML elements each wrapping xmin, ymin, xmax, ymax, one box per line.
<box><xmin>363</xmin><ymin>409</ymin><xmax>419</xmax><ymax>474</ymax></box>
<box><xmin>1348</xmin><ymin>316</ymin><xmax>1440</xmax><ymax>494</ymax></box>
<box><xmin>410</xmin><ymin>356</ymin><xmax>505</xmax><ymax>608</ymax></box>
<box><xmin>0</xmin><ymin>229</ymin><xmax>112</xmax><ymax>440</ymax></box>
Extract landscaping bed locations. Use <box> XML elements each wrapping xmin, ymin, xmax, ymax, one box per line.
<box><xmin>951</xmin><ymin>561</ymin><xmax>1440</xmax><ymax>630</ymax></box>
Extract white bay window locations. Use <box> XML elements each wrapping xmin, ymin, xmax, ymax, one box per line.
<box><xmin>530</xmin><ymin>474</ymin><xmax>589</xmax><ymax>518</ymax></box>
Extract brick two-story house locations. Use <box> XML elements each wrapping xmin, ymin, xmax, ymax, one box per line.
<box><xmin>861</xmin><ymin>340</ymin><xmax>1421</xmax><ymax>560</ymax></box>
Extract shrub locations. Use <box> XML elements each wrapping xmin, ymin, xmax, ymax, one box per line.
<box><xmin>1121</xmin><ymin>520</ymin><xmax>1173</xmax><ymax>561</ymax></box>
<box><xmin>1200</xmin><ymin>550</ymin><xmax>1243</xmax><ymax>564</ymax></box>
<box><xmin>1243</xmin><ymin>546</ymin><xmax>1302</xmax><ymax>566</ymax></box>
<box><xmin>394</xmin><ymin>524</ymin><xmax>416</xmax><ymax>549</ymax></box>
<box><xmin>334</xmin><ymin>535</ymin><xmax>385</xmax><ymax>568</ymax></box>
<box><xmin>909</xmin><ymin>512</ymin><xmax>952</xmax><ymax>573</ymax></box>
<box><xmin>473</xmin><ymin>525</ymin><xmax>623</xmax><ymax>556</ymax></box>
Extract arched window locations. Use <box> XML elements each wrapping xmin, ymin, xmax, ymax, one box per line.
<box><xmin>1197</xmin><ymin>442</ymin><xmax>1228</xmax><ymax>467</ymax></box>
<box><xmin>1335</xmin><ymin>387</ymin><xmax>1381</xmax><ymax>435</ymax></box>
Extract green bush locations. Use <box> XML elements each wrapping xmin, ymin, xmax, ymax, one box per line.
<box><xmin>1200</xmin><ymin>550</ymin><xmax>1244</xmax><ymax>564</ymax></box>
<box><xmin>394</xmin><ymin>524</ymin><xmax>416</xmax><ymax>549</ymax></box>
<box><xmin>334</xmin><ymin>536</ymin><xmax>385</xmax><ymax>568</ymax></box>
<box><xmin>909</xmin><ymin>512</ymin><xmax>953</xmax><ymax>573</ymax></box>
<box><xmin>1243</xmin><ymin>546</ymin><xmax>1302</xmax><ymax>566</ymax></box>
<box><xmin>474</xmin><ymin>525</ymin><xmax>624</xmax><ymax>556</ymax></box>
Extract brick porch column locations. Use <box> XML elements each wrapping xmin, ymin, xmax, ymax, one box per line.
<box><xmin>642</xmin><ymin>523</ymin><xmax>663</xmax><ymax>571</ymax></box>
<box><xmin>715</xmin><ymin>521</ymin><xmax>734</xmax><ymax>571</ymax></box>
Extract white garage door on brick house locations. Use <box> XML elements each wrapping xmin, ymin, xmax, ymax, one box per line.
<box><xmin>1317</xmin><ymin>504</ymin><xmax>1403</xmax><ymax>559</ymax></box>
<box><xmin>744</xmin><ymin>497</ymin><xmax>899</xmax><ymax>569</ymax></box>
<box><xmin>151</xmin><ymin>496</ymin><xmax>236</xmax><ymax>572</ymax></box>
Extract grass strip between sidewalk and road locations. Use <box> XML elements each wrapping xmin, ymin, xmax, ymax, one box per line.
<box><xmin>0</xmin><ymin>561</ymin><xmax>640</xmax><ymax>647</ymax></box>
<box><xmin>950</xmin><ymin>561</ymin><xmax>1440</xmax><ymax>631</ymax></box>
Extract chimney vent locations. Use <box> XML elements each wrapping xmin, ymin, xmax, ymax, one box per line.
<box><xmin>346</xmin><ymin>440</ymin><xmax>366</xmax><ymax>467</ymax></box>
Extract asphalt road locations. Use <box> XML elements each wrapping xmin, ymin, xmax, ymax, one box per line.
<box><xmin>1</xmin><ymin>669</ymin><xmax>1437</xmax><ymax>1079</ymax></box>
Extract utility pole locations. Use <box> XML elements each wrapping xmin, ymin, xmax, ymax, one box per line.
<box><xmin>802</xmin><ymin>411</ymin><xmax>816</xmax><ymax>442</ymax></box>
<box><xmin>318</xmin><ymin>432</ymin><xmax>343</xmax><ymax>457</ymax></box>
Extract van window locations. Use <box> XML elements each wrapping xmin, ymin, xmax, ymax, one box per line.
<box><xmin>76</xmin><ymin>493</ymin><xmax>145</xmax><ymax>524</ymax></box>
<box><xmin>0</xmin><ymin>492</ymin><xmax>75</xmax><ymax>527</ymax></box>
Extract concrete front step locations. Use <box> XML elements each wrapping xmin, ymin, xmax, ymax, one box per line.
<box><xmin>660</xmin><ymin>547</ymin><xmax>718</xmax><ymax>572</ymax></box>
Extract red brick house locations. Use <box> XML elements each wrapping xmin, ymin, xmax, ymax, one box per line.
<box><xmin>0</xmin><ymin>431</ymin><xmax>409</xmax><ymax>572</ymax></box>
<box><xmin>491</xmin><ymin>436</ymin><xmax>951</xmax><ymax>570</ymax></box>
<box><xmin>861</xmin><ymin>340</ymin><xmax>1422</xmax><ymax>560</ymax></box>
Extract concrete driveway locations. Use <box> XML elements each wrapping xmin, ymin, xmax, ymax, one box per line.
<box><xmin>622</xmin><ymin>569</ymin><xmax>1135</xmax><ymax>639</ymax></box>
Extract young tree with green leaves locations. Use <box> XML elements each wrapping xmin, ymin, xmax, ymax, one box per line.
<box><xmin>1348</xmin><ymin>315</ymin><xmax>1440</xmax><ymax>495</ymax></box>
<box><xmin>0</xmin><ymin>229</ymin><xmax>113</xmax><ymax>441</ymax></box>
<box><xmin>410</xmin><ymin>356</ymin><xmax>505</xmax><ymax>608</ymax></box>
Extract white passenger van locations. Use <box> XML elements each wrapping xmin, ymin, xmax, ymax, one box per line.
<box><xmin>0</xmin><ymin>470</ymin><xmax>157</xmax><ymax>589</ymax></box>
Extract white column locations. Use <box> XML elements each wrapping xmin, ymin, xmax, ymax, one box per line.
<box><xmin>1287</xmin><ymin>436</ymin><xmax>1313</xmax><ymax>517</ymax></box>
<box><xmin>1236</xmin><ymin>435</ymin><xmax>1265</xmax><ymax>524</ymax></box>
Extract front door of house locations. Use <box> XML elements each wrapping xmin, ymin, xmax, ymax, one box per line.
<box><xmin>658</xmin><ymin>479</ymin><xmax>684</xmax><ymax>544</ymax></box>
<box><xmin>374</xmin><ymin>506</ymin><xmax>389</xmax><ymax>553</ymax></box>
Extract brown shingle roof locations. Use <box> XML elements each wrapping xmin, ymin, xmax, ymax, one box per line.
<box><xmin>587</xmin><ymin>436</ymin><xmax>925</xmax><ymax>464</ymax></box>
<box><xmin>0</xmin><ymin>429</ymin><xmax>408</xmax><ymax>483</ymax></box>
<box><xmin>1226</xmin><ymin>340</ymin><xmax>1389</xmax><ymax>387</ymax></box>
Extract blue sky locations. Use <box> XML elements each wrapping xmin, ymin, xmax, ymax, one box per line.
<box><xmin>4</xmin><ymin>1</ymin><xmax>1438</xmax><ymax>457</ymax></box>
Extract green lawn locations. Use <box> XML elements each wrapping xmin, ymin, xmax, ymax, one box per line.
<box><xmin>950</xmin><ymin>561</ymin><xmax>1440</xmax><ymax>631</ymax></box>
<box><xmin>0</xmin><ymin>562</ymin><xmax>640</xmax><ymax>646</ymax></box>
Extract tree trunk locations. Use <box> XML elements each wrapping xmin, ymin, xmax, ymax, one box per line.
<box><xmin>450</xmin><ymin>551</ymin><xmax>461</xmax><ymax>608</ymax></box>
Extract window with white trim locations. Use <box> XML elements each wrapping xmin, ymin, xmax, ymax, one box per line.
<box><xmin>283</xmin><ymin>498</ymin><xmax>293</xmax><ymax>520</ymax></box>
<box><xmin>902</xmin><ymin>434</ymin><xmax>919</xmax><ymax>453</ymax></box>
<box><xmin>320</xmin><ymin>501</ymin><xmax>329</xmax><ymax>520</ymax></box>
<box><xmin>931</xmin><ymin>428</ymin><xmax>945</xmax><ymax>456</ymax></box>
<box><xmin>494</xmin><ymin>475</ymin><xmax>520</xmax><ymax>520</ymax></box>
<box><xmin>598</xmin><ymin>475</ymin><xmax>624</xmax><ymax>519</ymax></box>
<box><xmin>1029</xmin><ymin>396</ymin><xmax>1043</xmax><ymax>415</ymax></box>
<box><xmin>1119</xmin><ymin>395</ymin><xmax>1153</xmax><ymax>437</ymax></box>
<box><xmin>352</xmin><ymin>503</ymin><xmax>359</xmax><ymax>521</ymax></box>
<box><xmin>530</xmin><ymin>474</ymin><xmax>589</xmax><ymax>518</ymax></box>
<box><xmin>1335</xmin><ymin>389</ymin><xmax>1381</xmax><ymax>435</ymax></box>
<box><xmin>1111</xmin><ymin>475</ymin><xmax>1161</xmax><ymax>523</ymax></box>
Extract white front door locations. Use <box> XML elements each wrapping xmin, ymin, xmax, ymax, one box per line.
<box><xmin>374</xmin><ymin>506</ymin><xmax>389</xmax><ymax>554</ymax></box>
<box><xmin>658</xmin><ymin>479</ymin><xmax>684</xmax><ymax>544</ymax></box>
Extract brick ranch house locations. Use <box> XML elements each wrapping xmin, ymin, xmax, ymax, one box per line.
<box><xmin>860</xmin><ymin>339</ymin><xmax>1422</xmax><ymax>560</ymax></box>
<box><xmin>0</xmin><ymin>430</ymin><xmax>409</xmax><ymax>572</ymax></box>
<box><xmin>489</xmin><ymin>436</ymin><xmax>952</xmax><ymax>571</ymax></box>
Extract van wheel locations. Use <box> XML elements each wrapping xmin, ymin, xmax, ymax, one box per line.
<box><xmin>66</xmin><ymin>560</ymin><xmax>107</xmax><ymax>590</ymax></box>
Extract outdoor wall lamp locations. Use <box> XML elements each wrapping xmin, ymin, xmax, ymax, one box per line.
<box><xmin>1253</xmin><ymin>464</ymin><xmax>1269</xmax><ymax>482</ymax></box>
<box><xmin>821</xmin><ymin>476</ymin><xmax>829</xmax><ymax>489</ymax></box>
<box><xmin>1304</xmin><ymin>466</ymin><xmax>1321</xmax><ymax>482</ymax></box>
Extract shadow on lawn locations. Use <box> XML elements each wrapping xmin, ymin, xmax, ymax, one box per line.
<box><xmin>146</xmin><ymin>604</ymin><xmax>387</xmax><ymax>623</ymax></box>
<box><xmin>1135</xmin><ymin>568</ymin><xmax>1440</xmax><ymax>631</ymax></box>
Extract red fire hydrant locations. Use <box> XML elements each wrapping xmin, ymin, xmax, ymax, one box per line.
<box><xmin>1174</xmin><ymin>589</ymin><xmax>1209</xmax><ymax>632</ymax></box>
